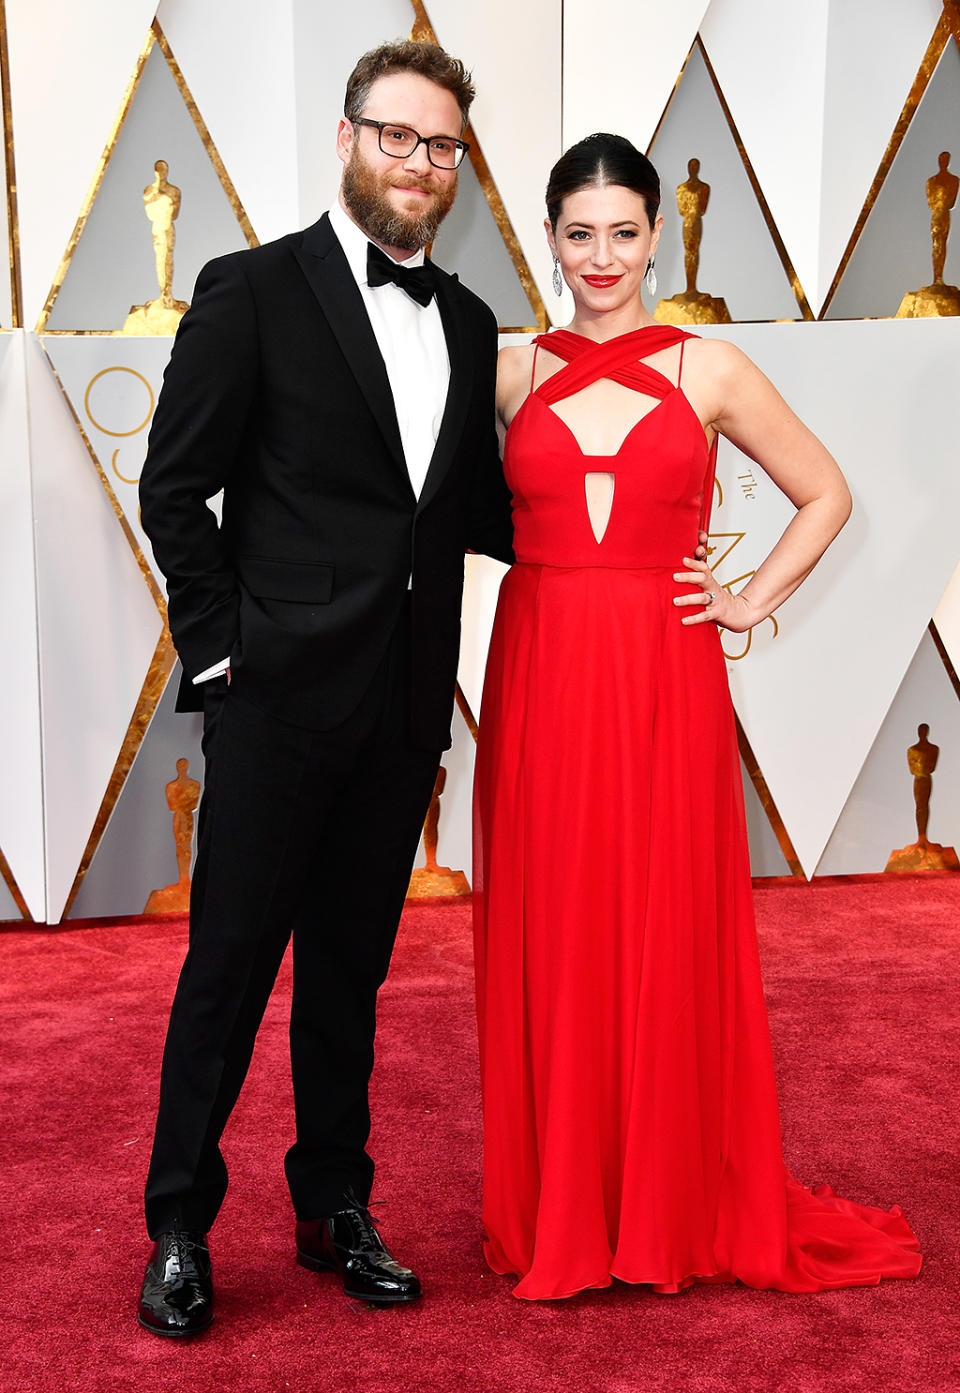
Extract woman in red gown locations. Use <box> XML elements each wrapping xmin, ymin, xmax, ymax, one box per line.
<box><xmin>472</xmin><ymin>134</ymin><xmax>921</xmax><ymax>1301</ymax></box>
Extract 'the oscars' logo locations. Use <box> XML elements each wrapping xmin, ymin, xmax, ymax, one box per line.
<box><xmin>707</xmin><ymin>472</ymin><xmax>780</xmax><ymax>662</ymax></box>
<box><xmin>83</xmin><ymin>365</ymin><xmax>155</xmax><ymax>487</ymax></box>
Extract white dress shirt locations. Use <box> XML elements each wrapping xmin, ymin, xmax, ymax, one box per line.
<box><xmin>193</xmin><ymin>201</ymin><xmax>451</xmax><ymax>685</ymax></box>
<box><xmin>328</xmin><ymin>200</ymin><xmax>450</xmax><ymax>501</ymax></box>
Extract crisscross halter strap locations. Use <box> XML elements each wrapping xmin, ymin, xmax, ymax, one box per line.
<box><xmin>531</xmin><ymin>327</ymin><xmax>720</xmax><ymax>535</ymax></box>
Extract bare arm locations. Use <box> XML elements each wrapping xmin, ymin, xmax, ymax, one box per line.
<box><xmin>675</xmin><ymin>340</ymin><xmax>851</xmax><ymax>632</ymax></box>
<box><xmin>466</xmin><ymin>308</ymin><xmax>515</xmax><ymax>564</ymax></box>
<box><xmin>496</xmin><ymin>343</ymin><xmax>536</xmax><ymax>429</ymax></box>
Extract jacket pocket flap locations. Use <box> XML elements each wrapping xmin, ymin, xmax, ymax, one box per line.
<box><xmin>238</xmin><ymin>556</ymin><xmax>334</xmax><ymax>603</ymax></box>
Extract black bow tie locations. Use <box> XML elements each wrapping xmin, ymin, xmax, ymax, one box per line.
<box><xmin>366</xmin><ymin>243</ymin><xmax>436</xmax><ymax>307</ymax></box>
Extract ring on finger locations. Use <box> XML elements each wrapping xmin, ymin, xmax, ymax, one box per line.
<box><xmin>704</xmin><ymin>591</ymin><xmax>716</xmax><ymax>606</ymax></box>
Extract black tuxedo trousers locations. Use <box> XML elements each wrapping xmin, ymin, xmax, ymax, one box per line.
<box><xmin>144</xmin><ymin>601</ymin><xmax>440</xmax><ymax>1235</ymax></box>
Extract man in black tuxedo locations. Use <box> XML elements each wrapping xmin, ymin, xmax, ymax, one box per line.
<box><xmin>136</xmin><ymin>40</ymin><xmax>513</xmax><ymax>1337</ymax></box>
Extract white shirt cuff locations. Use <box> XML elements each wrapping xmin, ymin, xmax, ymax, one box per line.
<box><xmin>192</xmin><ymin>658</ymin><xmax>230</xmax><ymax>684</ymax></box>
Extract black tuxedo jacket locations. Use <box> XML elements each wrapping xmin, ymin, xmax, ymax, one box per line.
<box><xmin>139</xmin><ymin>213</ymin><xmax>514</xmax><ymax>748</ymax></box>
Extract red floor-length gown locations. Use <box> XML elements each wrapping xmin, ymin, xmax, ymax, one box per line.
<box><xmin>472</xmin><ymin>326</ymin><xmax>921</xmax><ymax>1300</ymax></box>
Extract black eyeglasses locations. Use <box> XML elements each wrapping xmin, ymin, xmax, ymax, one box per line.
<box><xmin>353</xmin><ymin>118</ymin><xmax>469</xmax><ymax>170</ymax></box>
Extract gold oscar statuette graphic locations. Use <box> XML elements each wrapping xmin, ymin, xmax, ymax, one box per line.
<box><xmin>144</xmin><ymin>758</ymin><xmax>202</xmax><ymax>912</ymax></box>
<box><xmin>896</xmin><ymin>152</ymin><xmax>960</xmax><ymax>318</ymax></box>
<box><xmin>885</xmin><ymin>723</ymin><xmax>959</xmax><ymax>872</ymax></box>
<box><xmin>407</xmin><ymin>765</ymin><xmax>470</xmax><ymax>898</ymax></box>
<box><xmin>122</xmin><ymin>160</ymin><xmax>190</xmax><ymax>335</ymax></box>
<box><xmin>655</xmin><ymin>158</ymin><xmax>731</xmax><ymax>326</ymax></box>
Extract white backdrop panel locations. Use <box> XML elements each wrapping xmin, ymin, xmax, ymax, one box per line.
<box><xmin>562</xmin><ymin>0</ymin><xmax>708</xmax><ymax>151</ymax></box>
<box><xmin>0</xmin><ymin>332</ymin><xmax>45</xmax><ymax>919</ymax></box>
<box><xmin>5</xmin><ymin>0</ymin><xmax>160</xmax><ymax>327</ymax></box>
<box><xmin>156</xmin><ymin>0</ymin><xmax>299</xmax><ymax>245</ymax></box>
<box><xmin>701</xmin><ymin>316</ymin><xmax>960</xmax><ymax>876</ymax></box>
<box><xmin>43</xmin><ymin>336</ymin><xmax>176</xmax><ymax>591</ymax></box>
<box><xmin>818</xmin><ymin>0</ymin><xmax>946</xmax><ymax>315</ymax></box>
<box><xmin>27</xmin><ymin>333</ymin><xmax>163</xmax><ymax>922</ymax></box>
<box><xmin>425</xmin><ymin>0</ymin><xmax>562</xmax><ymax>317</ymax></box>
<box><xmin>700</xmin><ymin>0</ymin><xmax>828</xmax><ymax>313</ymax></box>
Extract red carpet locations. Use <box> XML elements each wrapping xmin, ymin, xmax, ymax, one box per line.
<box><xmin>2</xmin><ymin>878</ymin><xmax>958</xmax><ymax>1392</ymax></box>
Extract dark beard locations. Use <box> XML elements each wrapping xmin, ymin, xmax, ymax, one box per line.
<box><xmin>342</xmin><ymin>146</ymin><xmax>457</xmax><ymax>252</ymax></box>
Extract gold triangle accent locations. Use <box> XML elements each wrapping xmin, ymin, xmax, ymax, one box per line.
<box><xmin>648</xmin><ymin>34</ymin><xmax>814</xmax><ymax>322</ymax></box>
<box><xmin>409</xmin><ymin>1</ymin><xmax>549</xmax><ymax>332</ymax></box>
<box><xmin>36</xmin><ymin>19</ymin><xmax>258</xmax><ymax>333</ymax></box>
<box><xmin>454</xmin><ymin>682</ymin><xmax>479</xmax><ymax>741</ymax></box>
<box><xmin>0</xmin><ymin>0</ymin><xmax>22</xmax><ymax>326</ymax></box>
<box><xmin>0</xmin><ymin>844</ymin><xmax>32</xmax><ymax>921</ymax></box>
<box><xmin>819</xmin><ymin>10</ymin><xmax>957</xmax><ymax>319</ymax></box>
<box><xmin>735</xmin><ymin>714</ymin><xmax>804</xmax><ymax>879</ymax></box>
<box><xmin>61</xmin><ymin>628</ymin><xmax>177</xmax><ymax>919</ymax></box>
<box><xmin>929</xmin><ymin>618</ymin><xmax>960</xmax><ymax>703</ymax></box>
<box><xmin>706</xmin><ymin>531</ymin><xmax>746</xmax><ymax>570</ymax></box>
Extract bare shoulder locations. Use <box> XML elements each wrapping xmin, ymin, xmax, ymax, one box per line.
<box><xmin>497</xmin><ymin>342</ymin><xmax>535</xmax><ymax>390</ymax></box>
<box><xmin>682</xmin><ymin>334</ymin><xmax>754</xmax><ymax>382</ymax></box>
<box><xmin>681</xmin><ymin>335</ymin><xmax>779</xmax><ymax>420</ymax></box>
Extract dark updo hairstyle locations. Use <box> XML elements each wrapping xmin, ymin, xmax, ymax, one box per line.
<box><xmin>545</xmin><ymin>133</ymin><xmax>660</xmax><ymax>231</ymax></box>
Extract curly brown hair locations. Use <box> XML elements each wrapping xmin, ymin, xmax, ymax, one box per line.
<box><xmin>343</xmin><ymin>39</ymin><xmax>475</xmax><ymax>130</ymax></box>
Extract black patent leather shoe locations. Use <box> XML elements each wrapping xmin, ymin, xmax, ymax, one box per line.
<box><xmin>296</xmin><ymin>1206</ymin><xmax>422</xmax><ymax>1304</ymax></box>
<box><xmin>138</xmin><ymin>1224</ymin><xmax>213</xmax><ymax>1336</ymax></box>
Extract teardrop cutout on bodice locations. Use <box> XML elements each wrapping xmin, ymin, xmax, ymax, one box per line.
<box><xmin>585</xmin><ymin>471</ymin><xmax>615</xmax><ymax>544</ymax></box>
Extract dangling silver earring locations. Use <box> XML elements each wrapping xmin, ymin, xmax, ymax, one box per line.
<box><xmin>645</xmin><ymin>258</ymin><xmax>657</xmax><ymax>296</ymax></box>
<box><xmin>552</xmin><ymin>256</ymin><xmax>563</xmax><ymax>297</ymax></box>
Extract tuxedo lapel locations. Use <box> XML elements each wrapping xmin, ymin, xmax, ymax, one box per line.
<box><xmin>417</xmin><ymin>269</ymin><xmax>472</xmax><ymax>515</ymax></box>
<box><xmin>293</xmin><ymin>214</ymin><xmax>407</xmax><ymax>479</ymax></box>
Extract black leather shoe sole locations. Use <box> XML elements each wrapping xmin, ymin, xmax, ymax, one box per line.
<box><xmin>296</xmin><ymin>1248</ymin><xmax>421</xmax><ymax>1304</ymax></box>
<box><xmin>137</xmin><ymin>1309</ymin><xmax>214</xmax><ymax>1338</ymax></box>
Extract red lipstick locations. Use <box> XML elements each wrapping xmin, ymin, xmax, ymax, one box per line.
<box><xmin>582</xmin><ymin>275</ymin><xmax>623</xmax><ymax>288</ymax></box>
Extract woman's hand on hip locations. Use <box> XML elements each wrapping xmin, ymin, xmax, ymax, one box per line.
<box><xmin>673</xmin><ymin>553</ymin><xmax>753</xmax><ymax>632</ymax></box>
